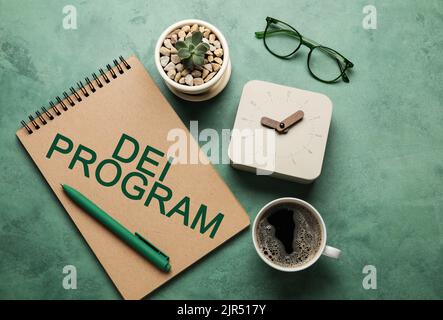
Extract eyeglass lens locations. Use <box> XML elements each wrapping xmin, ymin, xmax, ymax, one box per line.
<box><xmin>308</xmin><ymin>47</ymin><xmax>346</xmax><ymax>82</ymax></box>
<box><xmin>264</xmin><ymin>20</ymin><xmax>301</xmax><ymax>57</ymax></box>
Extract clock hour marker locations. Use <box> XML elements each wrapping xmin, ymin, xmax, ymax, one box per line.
<box><xmin>309</xmin><ymin>133</ymin><xmax>323</xmax><ymax>138</ymax></box>
<box><xmin>240</xmin><ymin>132</ymin><xmax>253</xmax><ymax>139</ymax></box>
<box><xmin>303</xmin><ymin>146</ymin><xmax>313</xmax><ymax>154</ymax></box>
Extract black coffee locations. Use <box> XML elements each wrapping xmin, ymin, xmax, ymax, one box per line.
<box><xmin>256</xmin><ymin>203</ymin><xmax>323</xmax><ymax>268</ymax></box>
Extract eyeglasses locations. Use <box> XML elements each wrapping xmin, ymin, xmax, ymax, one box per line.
<box><xmin>255</xmin><ymin>17</ymin><xmax>354</xmax><ymax>84</ymax></box>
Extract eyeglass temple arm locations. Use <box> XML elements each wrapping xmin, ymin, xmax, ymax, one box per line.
<box><xmin>337</xmin><ymin>60</ymin><xmax>350</xmax><ymax>83</ymax></box>
<box><xmin>255</xmin><ymin>29</ymin><xmax>319</xmax><ymax>46</ymax></box>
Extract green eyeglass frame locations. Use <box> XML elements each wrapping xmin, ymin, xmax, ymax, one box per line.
<box><xmin>255</xmin><ymin>17</ymin><xmax>354</xmax><ymax>84</ymax></box>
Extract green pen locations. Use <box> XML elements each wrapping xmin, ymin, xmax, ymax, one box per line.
<box><xmin>62</xmin><ymin>184</ymin><xmax>171</xmax><ymax>272</ymax></box>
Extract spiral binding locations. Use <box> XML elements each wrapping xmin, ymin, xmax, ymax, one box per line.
<box><xmin>20</xmin><ymin>56</ymin><xmax>131</xmax><ymax>134</ymax></box>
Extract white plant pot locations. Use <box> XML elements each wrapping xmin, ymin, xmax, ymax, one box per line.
<box><xmin>155</xmin><ymin>19</ymin><xmax>231</xmax><ymax>101</ymax></box>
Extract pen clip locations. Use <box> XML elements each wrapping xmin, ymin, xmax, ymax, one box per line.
<box><xmin>135</xmin><ymin>232</ymin><xmax>169</xmax><ymax>261</ymax></box>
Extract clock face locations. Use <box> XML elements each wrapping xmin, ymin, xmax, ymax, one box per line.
<box><xmin>228</xmin><ymin>80</ymin><xmax>333</xmax><ymax>183</ymax></box>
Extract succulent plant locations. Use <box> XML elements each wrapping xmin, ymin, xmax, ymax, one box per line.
<box><xmin>175</xmin><ymin>32</ymin><xmax>210</xmax><ymax>70</ymax></box>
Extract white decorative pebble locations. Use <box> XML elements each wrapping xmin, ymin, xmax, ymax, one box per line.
<box><xmin>214</xmin><ymin>48</ymin><xmax>223</xmax><ymax>57</ymax></box>
<box><xmin>171</xmin><ymin>34</ymin><xmax>178</xmax><ymax>44</ymax></box>
<box><xmin>203</xmin><ymin>63</ymin><xmax>213</xmax><ymax>72</ymax></box>
<box><xmin>185</xmin><ymin>74</ymin><xmax>194</xmax><ymax>86</ymax></box>
<box><xmin>176</xmin><ymin>63</ymin><xmax>184</xmax><ymax>72</ymax></box>
<box><xmin>160</xmin><ymin>56</ymin><xmax>170</xmax><ymax>67</ymax></box>
<box><xmin>160</xmin><ymin>46</ymin><xmax>171</xmax><ymax>56</ymax></box>
<box><xmin>212</xmin><ymin>63</ymin><xmax>221</xmax><ymax>72</ymax></box>
<box><xmin>191</xmin><ymin>24</ymin><xmax>199</xmax><ymax>32</ymax></box>
<box><xmin>214</xmin><ymin>57</ymin><xmax>223</xmax><ymax>64</ymax></box>
<box><xmin>193</xmin><ymin>78</ymin><xmax>204</xmax><ymax>86</ymax></box>
<box><xmin>164</xmin><ymin>62</ymin><xmax>175</xmax><ymax>72</ymax></box>
<box><xmin>171</xmin><ymin>54</ymin><xmax>181</xmax><ymax>64</ymax></box>
<box><xmin>204</xmin><ymin>72</ymin><xmax>216</xmax><ymax>82</ymax></box>
<box><xmin>167</xmin><ymin>69</ymin><xmax>176</xmax><ymax>79</ymax></box>
<box><xmin>191</xmin><ymin>70</ymin><xmax>202</xmax><ymax>77</ymax></box>
<box><xmin>164</xmin><ymin>38</ymin><xmax>173</xmax><ymax>49</ymax></box>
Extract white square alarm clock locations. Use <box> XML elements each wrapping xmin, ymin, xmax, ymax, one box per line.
<box><xmin>228</xmin><ymin>80</ymin><xmax>333</xmax><ymax>183</ymax></box>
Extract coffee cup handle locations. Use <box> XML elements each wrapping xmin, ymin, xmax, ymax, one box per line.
<box><xmin>322</xmin><ymin>245</ymin><xmax>341</xmax><ymax>259</ymax></box>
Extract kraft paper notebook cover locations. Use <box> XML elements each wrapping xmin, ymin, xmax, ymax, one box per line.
<box><xmin>16</xmin><ymin>55</ymin><xmax>250</xmax><ymax>300</ymax></box>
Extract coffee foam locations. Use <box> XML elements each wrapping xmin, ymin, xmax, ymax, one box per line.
<box><xmin>256</xmin><ymin>204</ymin><xmax>323</xmax><ymax>268</ymax></box>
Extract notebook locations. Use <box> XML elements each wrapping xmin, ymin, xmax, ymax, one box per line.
<box><xmin>16</xmin><ymin>55</ymin><xmax>250</xmax><ymax>300</ymax></box>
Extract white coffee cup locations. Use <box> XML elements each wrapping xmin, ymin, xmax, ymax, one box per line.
<box><xmin>252</xmin><ymin>197</ymin><xmax>341</xmax><ymax>272</ymax></box>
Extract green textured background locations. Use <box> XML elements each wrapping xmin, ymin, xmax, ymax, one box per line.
<box><xmin>1</xmin><ymin>0</ymin><xmax>442</xmax><ymax>300</ymax></box>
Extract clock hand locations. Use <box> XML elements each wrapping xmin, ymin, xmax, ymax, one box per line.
<box><xmin>261</xmin><ymin>117</ymin><xmax>280</xmax><ymax>130</ymax></box>
<box><xmin>277</xmin><ymin>110</ymin><xmax>304</xmax><ymax>133</ymax></box>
